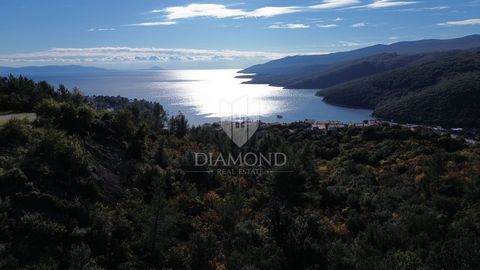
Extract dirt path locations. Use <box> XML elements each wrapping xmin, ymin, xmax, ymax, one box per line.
<box><xmin>0</xmin><ymin>113</ymin><xmax>36</xmax><ymax>126</ymax></box>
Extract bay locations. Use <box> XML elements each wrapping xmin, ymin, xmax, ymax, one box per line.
<box><xmin>22</xmin><ymin>69</ymin><xmax>373</xmax><ymax>125</ymax></box>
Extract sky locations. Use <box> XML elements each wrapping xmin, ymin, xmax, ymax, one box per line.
<box><xmin>0</xmin><ymin>0</ymin><xmax>479</xmax><ymax>69</ymax></box>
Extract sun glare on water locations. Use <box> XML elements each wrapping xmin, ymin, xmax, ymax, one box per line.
<box><xmin>151</xmin><ymin>69</ymin><xmax>284</xmax><ymax>118</ymax></box>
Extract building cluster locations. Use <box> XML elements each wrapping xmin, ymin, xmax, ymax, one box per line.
<box><xmin>303</xmin><ymin>119</ymin><xmax>478</xmax><ymax>144</ymax></box>
<box><xmin>204</xmin><ymin>118</ymin><xmax>478</xmax><ymax>144</ymax></box>
<box><xmin>305</xmin><ymin>119</ymin><xmax>382</xmax><ymax>133</ymax></box>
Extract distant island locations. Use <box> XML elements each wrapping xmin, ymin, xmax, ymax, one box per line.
<box><xmin>0</xmin><ymin>65</ymin><xmax>110</xmax><ymax>75</ymax></box>
<box><xmin>239</xmin><ymin>35</ymin><xmax>480</xmax><ymax>128</ymax></box>
<box><xmin>147</xmin><ymin>65</ymin><xmax>165</xmax><ymax>70</ymax></box>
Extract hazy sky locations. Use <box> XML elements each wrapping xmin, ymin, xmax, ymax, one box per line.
<box><xmin>1</xmin><ymin>0</ymin><xmax>479</xmax><ymax>68</ymax></box>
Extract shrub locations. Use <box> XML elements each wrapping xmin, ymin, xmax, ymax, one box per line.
<box><xmin>0</xmin><ymin>118</ymin><xmax>32</xmax><ymax>146</ymax></box>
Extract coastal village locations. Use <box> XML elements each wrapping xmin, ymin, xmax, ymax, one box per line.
<box><xmin>302</xmin><ymin>119</ymin><xmax>478</xmax><ymax>144</ymax></box>
<box><xmin>201</xmin><ymin>117</ymin><xmax>479</xmax><ymax>145</ymax></box>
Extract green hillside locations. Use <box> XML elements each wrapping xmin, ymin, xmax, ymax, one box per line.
<box><xmin>2</xmin><ymin>75</ymin><xmax>480</xmax><ymax>269</ymax></box>
<box><xmin>285</xmin><ymin>53</ymin><xmax>421</xmax><ymax>89</ymax></box>
<box><xmin>318</xmin><ymin>50</ymin><xmax>480</xmax><ymax>127</ymax></box>
<box><xmin>242</xmin><ymin>53</ymin><xmax>424</xmax><ymax>89</ymax></box>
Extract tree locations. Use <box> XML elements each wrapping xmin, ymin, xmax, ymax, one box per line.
<box><xmin>168</xmin><ymin>113</ymin><xmax>188</xmax><ymax>138</ymax></box>
<box><xmin>153</xmin><ymin>103</ymin><xmax>166</xmax><ymax>129</ymax></box>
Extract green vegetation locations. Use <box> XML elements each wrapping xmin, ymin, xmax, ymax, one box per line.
<box><xmin>1</xmin><ymin>75</ymin><xmax>480</xmax><ymax>269</ymax></box>
<box><xmin>318</xmin><ymin>50</ymin><xmax>480</xmax><ymax>128</ymax></box>
<box><xmin>243</xmin><ymin>52</ymin><xmax>423</xmax><ymax>89</ymax></box>
<box><xmin>240</xmin><ymin>35</ymin><xmax>480</xmax><ymax>128</ymax></box>
<box><xmin>285</xmin><ymin>53</ymin><xmax>420</xmax><ymax>89</ymax></box>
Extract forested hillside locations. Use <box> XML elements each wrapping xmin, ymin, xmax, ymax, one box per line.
<box><xmin>318</xmin><ymin>50</ymin><xmax>480</xmax><ymax>127</ymax></box>
<box><xmin>1</xmin><ymin>76</ymin><xmax>480</xmax><ymax>269</ymax></box>
<box><xmin>240</xmin><ymin>35</ymin><xmax>480</xmax><ymax>80</ymax></box>
<box><xmin>240</xmin><ymin>53</ymin><xmax>422</xmax><ymax>88</ymax></box>
<box><xmin>239</xmin><ymin>36</ymin><xmax>480</xmax><ymax>128</ymax></box>
<box><xmin>284</xmin><ymin>53</ymin><xmax>422</xmax><ymax>89</ymax></box>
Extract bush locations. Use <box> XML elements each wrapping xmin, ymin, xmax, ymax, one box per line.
<box><xmin>31</xmin><ymin>129</ymin><xmax>88</xmax><ymax>181</ymax></box>
<box><xmin>0</xmin><ymin>118</ymin><xmax>32</xmax><ymax>146</ymax></box>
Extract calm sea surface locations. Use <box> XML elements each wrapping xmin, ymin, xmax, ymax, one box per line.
<box><xmin>24</xmin><ymin>69</ymin><xmax>372</xmax><ymax>125</ymax></box>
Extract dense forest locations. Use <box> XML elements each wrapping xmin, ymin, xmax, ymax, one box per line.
<box><xmin>238</xmin><ymin>53</ymin><xmax>422</xmax><ymax>89</ymax></box>
<box><xmin>283</xmin><ymin>53</ymin><xmax>421</xmax><ymax>89</ymax></box>
<box><xmin>1</xmin><ymin>75</ymin><xmax>480</xmax><ymax>269</ymax></box>
<box><xmin>318</xmin><ymin>50</ymin><xmax>480</xmax><ymax>128</ymax></box>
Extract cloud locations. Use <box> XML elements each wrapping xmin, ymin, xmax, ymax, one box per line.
<box><xmin>155</xmin><ymin>4</ymin><xmax>301</xmax><ymax>20</ymax></box>
<box><xmin>317</xmin><ymin>24</ymin><xmax>337</xmax><ymax>28</ymax></box>
<box><xmin>388</xmin><ymin>36</ymin><xmax>399</xmax><ymax>40</ymax></box>
<box><xmin>352</xmin><ymin>22</ymin><xmax>367</xmax><ymax>27</ymax></box>
<box><xmin>394</xmin><ymin>5</ymin><xmax>449</xmax><ymax>12</ymax></box>
<box><xmin>87</xmin><ymin>28</ymin><xmax>116</xmax><ymax>32</ymax></box>
<box><xmin>426</xmin><ymin>6</ymin><xmax>450</xmax><ymax>10</ymax></box>
<box><xmin>338</xmin><ymin>41</ymin><xmax>361</xmax><ymax>46</ymax></box>
<box><xmin>310</xmin><ymin>0</ymin><xmax>361</xmax><ymax>9</ymax></box>
<box><xmin>438</xmin><ymin>18</ymin><xmax>480</xmax><ymax>26</ymax></box>
<box><xmin>151</xmin><ymin>1</ymin><xmax>418</xmax><ymax>23</ymax></box>
<box><xmin>159</xmin><ymin>4</ymin><xmax>246</xmax><ymax>20</ymax></box>
<box><xmin>243</xmin><ymin>6</ymin><xmax>301</xmax><ymax>18</ymax></box>
<box><xmin>126</xmin><ymin>21</ymin><xmax>176</xmax><ymax>27</ymax></box>
<box><xmin>0</xmin><ymin>47</ymin><xmax>292</xmax><ymax>64</ymax></box>
<box><xmin>269</xmin><ymin>23</ymin><xmax>310</xmax><ymax>29</ymax></box>
<box><xmin>362</xmin><ymin>0</ymin><xmax>418</xmax><ymax>9</ymax></box>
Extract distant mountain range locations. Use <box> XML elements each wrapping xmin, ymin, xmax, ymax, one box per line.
<box><xmin>239</xmin><ymin>35</ymin><xmax>480</xmax><ymax>128</ymax></box>
<box><xmin>0</xmin><ymin>65</ymin><xmax>109</xmax><ymax>75</ymax></box>
<box><xmin>240</xmin><ymin>35</ymin><xmax>480</xmax><ymax>79</ymax></box>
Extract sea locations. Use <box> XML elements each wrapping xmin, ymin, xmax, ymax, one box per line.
<box><xmin>19</xmin><ymin>69</ymin><xmax>373</xmax><ymax>126</ymax></box>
